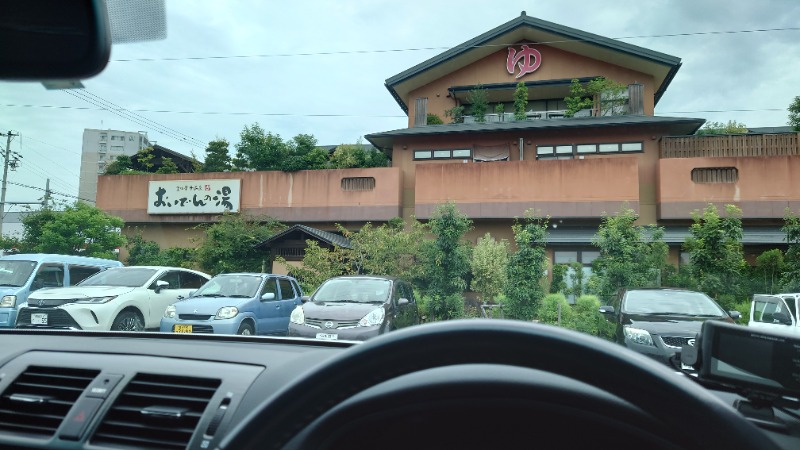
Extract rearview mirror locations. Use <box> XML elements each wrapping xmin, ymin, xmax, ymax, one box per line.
<box><xmin>598</xmin><ymin>305</ymin><xmax>615</xmax><ymax>315</ymax></box>
<box><xmin>153</xmin><ymin>280</ymin><xmax>169</xmax><ymax>293</ymax></box>
<box><xmin>0</xmin><ymin>0</ymin><xmax>111</xmax><ymax>80</ymax></box>
<box><xmin>261</xmin><ymin>293</ymin><xmax>276</xmax><ymax>301</ymax></box>
<box><xmin>301</xmin><ymin>296</ymin><xmax>310</xmax><ymax>304</ymax></box>
<box><xmin>728</xmin><ymin>310</ymin><xmax>741</xmax><ymax>321</ymax></box>
<box><xmin>398</xmin><ymin>298</ymin><xmax>409</xmax><ymax>306</ymax></box>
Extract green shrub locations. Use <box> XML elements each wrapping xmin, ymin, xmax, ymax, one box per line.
<box><xmin>573</xmin><ymin>295</ymin><xmax>615</xmax><ymax>340</ymax></box>
<box><xmin>426</xmin><ymin>113</ymin><xmax>444</xmax><ymax>125</ymax></box>
<box><xmin>536</xmin><ymin>293</ymin><xmax>574</xmax><ymax>327</ymax></box>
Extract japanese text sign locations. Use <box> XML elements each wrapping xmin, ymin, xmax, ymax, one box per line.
<box><xmin>147</xmin><ymin>179</ymin><xmax>241</xmax><ymax>214</ymax></box>
<box><xmin>506</xmin><ymin>44</ymin><xmax>542</xmax><ymax>79</ymax></box>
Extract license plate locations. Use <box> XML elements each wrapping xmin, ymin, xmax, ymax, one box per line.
<box><xmin>31</xmin><ymin>313</ymin><xmax>48</xmax><ymax>325</ymax></box>
<box><xmin>174</xmin><ymin>324</ymin><xmax>193</xmax><ymax>333</ymax></box>
<box><xmin>316</xmin><ymin>333</ymin><xmax>338</xmax><ymax>340</ymax></box>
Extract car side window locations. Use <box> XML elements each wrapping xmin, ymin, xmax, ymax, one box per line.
<box><xmin>400</xmin><ymin>282</ymin><xmax>414</xmax><ymax>303</ymax></box>
<box><xmin>291</xmin><ymin>279</ymin><xmax>303</xmax><ymax>297</ymax></box>
<box><xmin>261</xmin><ymin>278</ymin><xmax>278</xmax><ymax>301</ymax></box>
<box><xmin>180</xmin><ymin>272</ymin><xmax>206</xmax><ymax>289</ymax></box>
<box><xmin>277</xmin><ymin>278</ymin><xmax>295</xmax><ymax>300</ymax></box>
<box><xmin>31</xmin><ymin>264</ymin><xmax>65</xmax><ymax>291</ymax></box>
<box><xmin>68</xmin><ymin>265</ymin><xmax>102</xmax><ymax>285</ymax></box>
<box><xmin>156</xmin><ymin>271</ymin><xmax>181</xmax><ymax>290</ymax></box>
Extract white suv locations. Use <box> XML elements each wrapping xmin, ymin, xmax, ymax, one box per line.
<box><xmin>17</xmin><ymin>266</ymin><xmax>210</xmax><ymax>331</ymax></box>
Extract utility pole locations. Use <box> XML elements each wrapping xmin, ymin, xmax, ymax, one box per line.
<box><xmin>0</xmin><ymin>131</ymin><xmax>19</xmax><ymax>237</ymax></box>
<box><xmin>43</xmin><ymin>179</ymin><xmax>51</xmax><ymax>209</ymax></box>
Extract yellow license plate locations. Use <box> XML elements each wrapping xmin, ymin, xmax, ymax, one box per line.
<box><xmin>174</xmin><ymin>324</ymin><xmax>193</xmax><ymax>333</ymax></box>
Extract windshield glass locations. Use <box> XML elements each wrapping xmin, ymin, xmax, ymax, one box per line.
<box><xmin>313</xmin><ymin>279</ymin><xmax>391</xmax><ymax>303</ymax></box>
<box><xmin>623</xmin><ymin>290</ymin><xmax>726</xmax><ymax>316</ymax></box>
<box><xmin>193</xmin><ymin>275</ymin><xmax>262</xmax><ymax>298</ymax></box>
<box><xmin>0</xmin><ymin>260</ymin><xmax>36</xmax><ymax>287</ymax></box>
<box><xmin>78</xmin><ymin>267</ymin><xmax>157</xmax><ymax>288</ymax></box>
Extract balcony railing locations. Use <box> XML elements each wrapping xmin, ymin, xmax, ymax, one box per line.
<box><xmin>661</xmin><ymin>133</ymin><xmax>800</xmax><ymax>158</ymax></box>
<box><xmin>462</xmin><ymin>108</ymin><xmax>592</xmax><ymax>123</ymax></box>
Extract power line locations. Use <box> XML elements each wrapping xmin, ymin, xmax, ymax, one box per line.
<box><xmin>20</xmin><ymin>134</ymin><xmax>82</xmax><ymax>157</ymax></box>
<box><xmin>4</xmin><ymin>103</ymin><xmax>788</xmax><ymax>117</ymax></box>
<box><xmin>7</xmin><ymin>181</ymin><xmax>95</xmax><ymax>204</ymax></box>
<box><xmin>63</xmin><ymin>90</ymin><xmax>207</xmax><ymax>148</ymax></box>
<box><xmin>109</xmin><ymin>27</ymin><xmax>800</xmax><ymax>62</ymax></box>
<box><xmin>1</xmin><ymin>103</ymin><xmax>406</xmax><ymax>118</ymax></box>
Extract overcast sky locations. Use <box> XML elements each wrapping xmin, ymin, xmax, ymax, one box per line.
<box><xmin>0</xmin><ymin>0</ymin><xmax>798</xmax><ymax>207</ymax></box>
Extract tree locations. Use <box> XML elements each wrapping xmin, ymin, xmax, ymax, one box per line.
<box><xmin>789</xmin><ymin>95</ymin><xmax>800</xmax><ymax>131</ymax></box>
<box><xmin>504</xmin><ymin>213</ymin><xmax>548</xmax><ymax>320</ymax></box>
<box><xmin>513</xmin><ymin>81</ymin><xmax>529</xmax><ymax>120</ymax></box>
<box><xmin>342</xmin><ymin>219</ymin><xmax>426</xmax><ymax>281</ymax></box>
<box><xmin>155</xmin><ymin>157</ymin><xmax>179</xmax><ymax>174</ymax></box>
<box><xmin>444</xmin><ymin>105</ymin><xmax>465</xmax><ymax>124</ymax></box>
<box><xmin>277</xmin><ymin>240</ymin><xmax>350</xmax><ymax>293</ymax></box>
<box><xmin>233</xmin><ymin>123</ymin><xmax>289</xmax><ymax>171</ymax></box>
<box><xmin>201</xmin><ymin>139</ymin><xmax>233</xmax><ymax>173</ymax></box>
<box><xmin>564</xmin><ymin>77</ymin><xmax>628</xmax><ymax>117</ymax></box>
<box><xmin>426</xmin><ymin>113</ymin><xmax>444</xmax><ymax>125</ymax></box>
<box><xmin>192</xmin><ymin>214</ymin><xmax>285</xmax><ymax>274</ymax></box>
<box><xmin>467</xmin><ymin>84</ymin><xmax>489</xmax><ymax>122</ymax></box>
<box><xmin>549</xmin><ymin>263</ymin><xmax>568</xmax><ymax>294</ymax></box>
<box><xmin>695</xmin><ymin>120</ymin><xmax>748</xmax><ymax>135</ymax></box>
<box><xmin>104</xmin><ymin>155</ymin><xmax>135</xmax><ymax>175</ymax></box>
<box><xmin>21</xmin><ymin>203</ymin><xmax>125</xmax><ymax>259</ymax></box>
<box><xmin>590</xmin><ymin>207</ymin><xmax>668</xmax><ymax>303</ymax></box>
<box><xmin>423</xmin><ymin>202</ymin><xmax>473</xmax><ymax>299</ymax></box>
<box><xmin>683</xmin><ymin>204</ymin><xmax>746</xmax><ymax>299</ymax></box>
<box><xmin>125</xmin><ymin>233</ymin><xmax>195</xmax><ymax>267</ymax></box>
<box><xmin>755</xmin><ymin>249</ymin><xmax>783</xmax><ymax>294</ymax></box>
<box><xmin>281</xmin><ymin>134</ymin><xmax>319</xmax><ymax>172</ymax></box>
<box><xmin>781</xmin><ymin>209</ymin><xmax>800</xmax><ymax>291</ymax></box>
<box><xmin>470</xmin><ymin>233</ymin><xmax>509</xmax><ymax>303</ymax></box>
<box><xmin>330</xmin><ymin>141</ymin><xmax>388</xmax><ymax>169</ymax></box>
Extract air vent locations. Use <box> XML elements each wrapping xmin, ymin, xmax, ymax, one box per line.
<box><xmin>91</xmin><ymin>373</ymin><xmax>220</xmax><ymax>450</ymax></box>
<box><xmin>0</xmin><ymin>366</ymin><xmax>99</xmax><ymax>438</ymax></box>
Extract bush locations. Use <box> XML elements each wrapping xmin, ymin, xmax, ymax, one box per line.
<box><xmin>730</xmin><ymin>300</ymin><xmax>751</xmax><ymax>325</ymax></box>
<box><xmin>425</xmin><ymin>293</ymin><xmax>465</xmax><ymax>321</ymax></box>
<box><xmin>536</xmin><ymin>293</ymin><xmax>574</xmax><ymax>327</ymax></box>
<box><xmin>426</xmin><ymin>113</ymin><xmax>444</xmax><ymax>125</ymax></box>
<box><xmin>572</xmin><ymin>295</ymin><xmax>615</xmax><ymax>340</ymax></box>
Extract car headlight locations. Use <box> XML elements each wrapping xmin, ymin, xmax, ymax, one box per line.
<box><xmin>623</xmin><ymin>326</ymin><xmax>654</xmax><ymax>346</ymax></box>
<box><xmin>215</xmin><ymin>306</ymin><xmax>239</xmax><ymax>320</ymax></box>
<box><xmin>358</xmin><ymin>308</ymin><xmax>385</xmax><ymax>327</ymax></box>
<box><xmin>0</xmin><ymin>295</ymin><xmax>16</xmax><ymax>308</ymax></box>
<box><xmin>74</xmin><ymin>296</ymin><xmax>117</xmax><ymax>304</ymax></box>
<box><xmin>290</xmin><ymin>306</ymin><xmax>304</xmax><ymax>325</ymax></box>
<box><xmin>164</xmin><ymin>305</ymin><xmax>176</xmax><ymax>319</ymax></box>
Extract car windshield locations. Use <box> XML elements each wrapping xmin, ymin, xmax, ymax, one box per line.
<box><xmin>0</xmin><ymin>261</ymin><xmax>36</xmax><ymax>287</ymax></box>
<box><xmin>193</xmin><ymin>275</ymin><xmax>261</xmax><ymax>298</ymax></box>
<box><xmin>623</xmin><ymin>290</ymin><xmax>726</xmax><ymax>316</ymax></box>
<box><xmin>313</xmin><ymin>279</ymin><xmax>391</xmax><ymax>304</ymax></box>
<box><xmin>78</xmin><ymin>267</ymin><xmax>157</xmax><ymax>288</ymax></box>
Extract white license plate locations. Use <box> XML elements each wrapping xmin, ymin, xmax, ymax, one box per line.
<box><xmin>316</xmin><ymin>333</ymin><xmax>338</xmax><ymax>340</ymax></box>
<box><xmin>31</xmin><ymin>313</ymin><xmax>48</xmax><ymax>325</ymax></box>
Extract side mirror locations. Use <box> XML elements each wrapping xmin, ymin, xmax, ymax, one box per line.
<box><xmin>154</xmin><ymin>280</ymin><xmax>169</xmax><ymax>294</ymax></box>
<box><xmin>728</xmin><ymin>310</ymin><xmax>741</xmax><ymax>321</ymax></box>
<box><xmin>598</xmin><ymin>305</ymin><xmax>615</xmax><ymax>315</ymax></box>
<box><xmin>301</xmin><ymin>296</ymin><xmax>310</xmax><ymax>304</ymax></box>
<box><xmin>772</xmin><ymin>312</ymin><xmax>793</xmax><ymax>325</ymax></box>
<box><xmin>261</xmin><ymin>292</ymin><xmax>276</xmax><ymax>301</ymax></box>
<box><xmin>398</xmin><ymin>298</ymin><xmax>409</xmax><ymax>306</ymax></box>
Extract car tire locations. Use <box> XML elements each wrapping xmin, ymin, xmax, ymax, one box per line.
<box><xmin>111</xmin><ymin>310</ymin><xmax>145</xmax><ymax>332</ymax></box>
<box><xmin>237</xmin><ymin>322</ymin><xmax>254</xmax><ymax>335</ymax></box>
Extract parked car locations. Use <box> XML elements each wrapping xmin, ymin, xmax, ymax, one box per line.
<box><xmin>288</xmin><ymin>275</ymin><xmax>419</xmax><ymax>341</ymax></box>
<box><xmin>0</xmin><ymin>253</ymin><xmax>122</xmax><ymax>328</ymax></box>
<box><xmin>161</xmin><ymin>273</ymin><xmax>304</xmax><ymax>335</ymax></box>
<box><xmin>749</xmin><ymin>293</ymin><xmax>800</xmax><ymax>335</ymax></box>
<box><xmin>16</xmin><ymin>266</ymin><xmax>210</xmax><ymax>331</ymax></box>
<box><xmin>599</xmin><ymin>288</ymin><xmax>740</xmax><ymax>367</ymax></box>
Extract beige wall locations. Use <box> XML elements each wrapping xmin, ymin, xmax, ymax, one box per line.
<box><xmin>658</xmin><ymin>156</ymin><xmax>800</xmax><ymax>219</ymax></box>
<box><xmin>407</xmin><ymin>42</ymin><xmax>656</xmax><ymax>126</ymax></box>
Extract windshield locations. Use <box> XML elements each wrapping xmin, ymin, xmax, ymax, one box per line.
<box><xmin>193</xmin><ymin>275</ymin><xmax>262</xmax><ymax>298</ymax></box>
<box><xmin>623</xmin><ymin>291</ymin><xmax>726</xmax><ymax>316</ymax></box>
<box><xmin>0</xmin><ymin>260</ymin><xmax>36</xmax><ymax>287</ymax></box>
<box><xmin>313</xmin><ymin>279</ymin><xmax>391</xmax><ymax>304</ymax></box>
<box><xmin>78</xmin><ymin>268</ymin><xmax>157</xmax><ymax>288</ymax></box>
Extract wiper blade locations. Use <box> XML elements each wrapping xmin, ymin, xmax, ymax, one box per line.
<box><xmin>193</xmin><ymin>293</ymin><xmax>226</xmax><ymax>298</ymax></box>
<box><xmin>647</xmin><ymin>312</ymin><xmax>718</xmax><ymax>317</ymax></box>
<box><xmin>227</xmin><ymin>294</ymin><xmax>251</xmax><ymax>298</ymax></box>
<box><xmin>0</xmin><ymin>283</ymin><xmax>20</xmax><ymax>287</ymax></box>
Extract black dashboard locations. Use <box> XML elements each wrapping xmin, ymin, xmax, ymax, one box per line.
<box><xmin>0</xmin><ymin>323</ymin><xmax>799</xmax><ymax>450</ymax></box>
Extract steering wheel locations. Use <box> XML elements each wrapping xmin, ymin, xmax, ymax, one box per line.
<box><xmin>218</xmin><ymin>319</ymin><xmax>779</xmax><ymax>450</ymax></box>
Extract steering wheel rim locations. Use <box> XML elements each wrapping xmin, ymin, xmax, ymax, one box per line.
<box><xmin>218</xmin><ymin>319</ymin><xmax>778</xmax><ymax>450</ymax></box>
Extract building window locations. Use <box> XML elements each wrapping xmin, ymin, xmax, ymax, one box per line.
<box><xmin>99</xmin><ymin>143</ymin><xmax>107</xmax><ymax>151</ymax></box>
<box><xmin>553</xmin><ymin>249</ymin><xmax>597</xmax><ymax>304</ymax></box>
<box><xmin>413</xmin><ymin>149</ymin><xmax>472</xmax><ymax>160</ymax></box>
<box><xmin>691</xmin><ymin>167</ymin><xmax>738</xmax><ymax>183</ymax></box>
<box><xmin>128</xmin><ymin>136</ymin><xmax>134</xmax><ymax>141</ymax></box>
<box><xmin>111</xmin><ymin>146</ymin><xmax>124</xmax><ymax>152</ymax></box>
<box><xmin>100</xmin><ymin>133</ymin><xmax>107</xmax><ymax>141</ymax></box>
<box><xmin>536</xmin><ymin>141</ymin><xmax>644</xmax><ymax>160</ymax></box>
<box><xmin>341</xmin><ymin>177</ymin><xmax>376</xmax><ymax>191</ymax></box>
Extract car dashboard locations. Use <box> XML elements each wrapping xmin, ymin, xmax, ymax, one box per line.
<box><xmin>0</xmin><ymin>330</ymin><xmax>351</xmax><ymax>450</ymax></box>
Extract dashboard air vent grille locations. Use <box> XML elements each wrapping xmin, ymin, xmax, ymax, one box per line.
<box><xmin>0</xmin><ymin>366</ymin><xmax>99</xmax><ymax>438</ymax></box>
<box><xmin>91</xmin><ymin>373</ymin><xmax>220</xmax><ymax>450</ymax></box>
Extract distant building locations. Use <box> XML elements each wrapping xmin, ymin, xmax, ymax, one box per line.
<box><xmin>78</xmin><ymin>129</ymin><xmax>150</xmax><ymax>203</ymax></box>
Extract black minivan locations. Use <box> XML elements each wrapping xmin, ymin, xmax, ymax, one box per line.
<box><xmin>599</xmin><ymin>288</ymin><xmax>740</xmax><ymax>367</ymax></box>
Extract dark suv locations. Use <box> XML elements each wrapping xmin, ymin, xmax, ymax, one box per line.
<box><xmin>599</xmin><ymin>288</ymin><xmax>740</xmax><ymax>367</ymax></box>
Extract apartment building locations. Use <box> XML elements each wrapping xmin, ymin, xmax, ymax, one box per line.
<box><xmin>78</xmin><ymin>128</ymin><xmax>150</xmax><ymax>203</ymax></box>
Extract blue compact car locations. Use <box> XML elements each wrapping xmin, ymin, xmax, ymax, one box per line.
<box><xmin>160</xmin><ymin>273</ymin><xmax>304</xmax><ymax>335</ymax></box>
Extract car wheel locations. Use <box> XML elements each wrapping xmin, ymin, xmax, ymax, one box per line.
<box><xmin>111</xmin><ymin>310</ymin><xmax>145</xmax><ymax>332</ymax></box>
<box><xmin>237</xmin><ymin>322</ymin><xmax>254</xmax><ymax>335</ymax></box>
